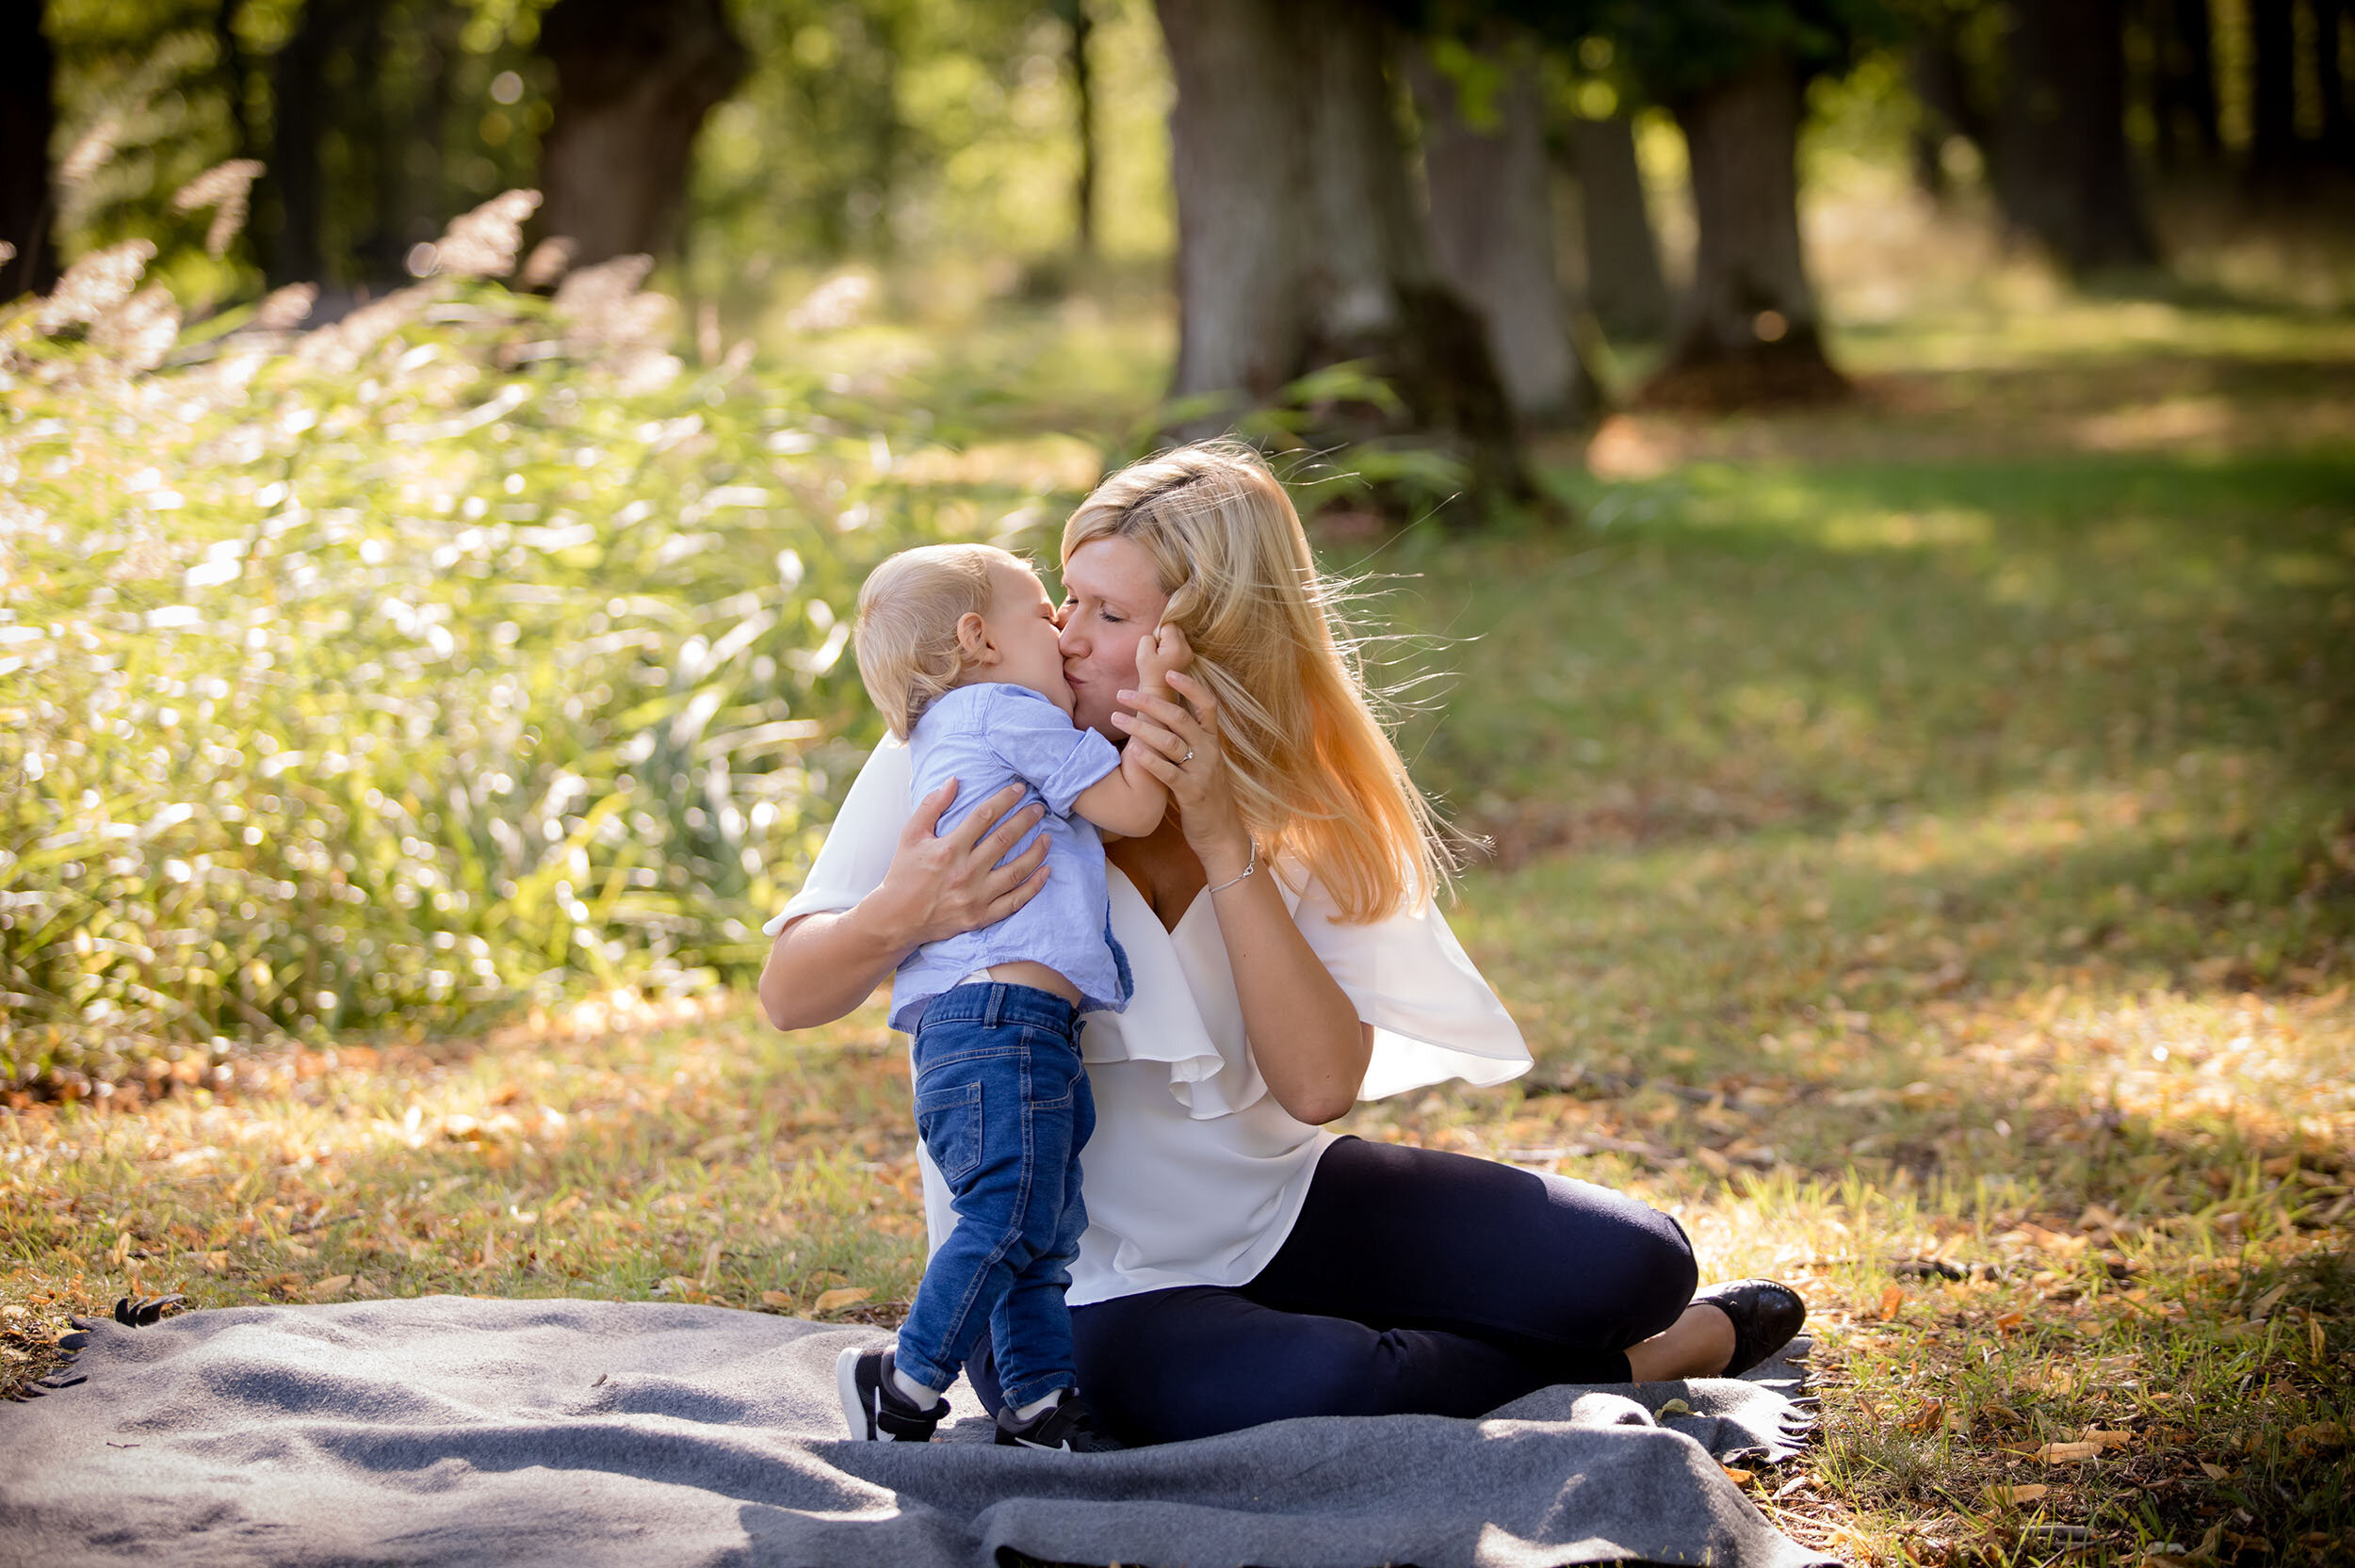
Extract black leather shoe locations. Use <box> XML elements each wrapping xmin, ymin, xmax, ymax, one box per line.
<box><xmin>1690</xmin><ymin>1278</ymin><xmax>1807</xmax><ymax>1377</ymax></box>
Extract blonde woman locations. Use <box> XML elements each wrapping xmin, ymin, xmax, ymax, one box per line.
<box><xmin>758</xmin><ymin>442</ymin><xmax>1804</xmax><ymax>1445</ymax></box>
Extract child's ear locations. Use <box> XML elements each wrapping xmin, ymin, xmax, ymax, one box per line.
<box><xmin>955</xmin><ymin>610</ymin><xmax>993</xmax><ymax>665</ymax></box>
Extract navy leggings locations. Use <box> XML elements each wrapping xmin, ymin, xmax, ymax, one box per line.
<box><xmin>967</xmin><ymin>1134</ymin><xmax>1699</xmax><ymax>1447</ymax></box>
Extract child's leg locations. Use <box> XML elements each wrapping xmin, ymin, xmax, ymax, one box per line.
<box><xmin>987</xmin><ymin>1029</ymin><xmax>1095</xmax><ymax>1413</ymax></box>
<box><xmin>893</xmin><ymin>989</ymin><xmax>1073</xmax><ymax>1398</ymax></box>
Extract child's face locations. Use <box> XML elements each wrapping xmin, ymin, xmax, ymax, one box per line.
<box><xmin>970</xmin><ymin>562</ymin><xmax>1074</xmax><ymax>715</ymax></box>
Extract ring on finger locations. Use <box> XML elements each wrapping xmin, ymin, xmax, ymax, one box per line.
<box><xmin>1178</xmin><ymin>748</ymin><xmax>1195</xmax><ymax>765</ymax></box>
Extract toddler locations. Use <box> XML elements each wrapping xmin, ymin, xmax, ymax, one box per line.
<box><xmin>835</xmin><ymin>542</ymin><xmax>1173</xmax><ymax>1453</ymax></box>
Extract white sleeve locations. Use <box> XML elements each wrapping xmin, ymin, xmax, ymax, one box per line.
<box><xmin>1287</xmin><ymin>863</ymin><xmax>1532</xmax><ymax>1101</ymax></box>
<box><xmin>759</xmin><ymin>739</ymin><xmax>915</xmax><ymax>935</ymax></box>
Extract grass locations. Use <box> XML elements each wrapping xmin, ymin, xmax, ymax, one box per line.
<box><xmin>6</xmin><ymin>278</ymin><xmax>2354</xmax><ymax>1566</ymax></box>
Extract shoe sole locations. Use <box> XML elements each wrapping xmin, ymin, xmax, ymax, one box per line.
<box><xmin>836</xmin><ymin>1347</ymin><xmax>871</xmax><ymax>1440</ymax></box>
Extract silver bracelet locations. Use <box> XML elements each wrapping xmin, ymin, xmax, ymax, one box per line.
<box><xmin>1206</xmin><ymin>839</ymin><xmax>1259</xmax><ymax>894</ymax></box>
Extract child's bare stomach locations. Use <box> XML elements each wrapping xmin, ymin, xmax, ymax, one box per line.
<box><xmin>963</xmin><ymin>962</ymin><xmax>1082</xmax><ymax>1007</ymax></box>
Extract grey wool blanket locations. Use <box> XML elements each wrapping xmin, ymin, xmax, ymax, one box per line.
<box><xmin>0</xmin><ymin>1295</ymin><xmax>1834</xmax><ymax>1568</ymax></box>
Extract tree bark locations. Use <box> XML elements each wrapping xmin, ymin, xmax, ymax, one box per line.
<box><xmin>538</xmin><ymin>0</ymin><xmax>750</xmax><ymax>267</ymax></box>
<box><xmin>1</xmin><ymin>0</ymin><xmax>58</xmax><ymax>299</ymax></box>
<box><xmin>2246</xmin><ymin>0</ymin><xmax>2299</xmax><ymax>180</ymax></box>
<box><xmin>1066</xmin><ymin>0</ymin><xmax>1097</xmax><ymax>254</ymax></box>
<box><xmin>1408</xmin><ymin>42</ymin><xmax>1598</xmax><ymax>428</ymax></box>
<box><xmin>1908</xmin><ymin>24</ymin><xmax>1987</xmax><ymax>200</ymax></box>
<box><xmin>2152</xmin><ymin>0</ymin><xmax>2221</xmax><ymax>164</ymax></box>
<box><xmin>1562</xmin><ymin>113</ymin><xmax>1671</xmax><ymax>341</ymax></box>
<box><xmin>259</xmin><ymin>0</ymin><xmax>382</xmax><ymax>285</ymax></box>
<box><xmin>1154</xmin><ymin>0</ymin><xmax>1307</xmax><ymax>406</ymax></box>
<box><xmin>1648</xmin><ymin>53</ymin><xmax>1844</xmax><ymax>407</ymax></box>
<box><xmin>2320</xmin><ymin>0</ymin><xmax>2355</xmax><ymax>166</ymax></box>
<box><xmin>1989</xmin><ymin>0</ymin><xmax>2160</xmax><ymax>276</ymax></box>
<box><xmin>1154</xmin><ymin>0</ymin><xmax>1530</xmax><ymax>518</ymax></box>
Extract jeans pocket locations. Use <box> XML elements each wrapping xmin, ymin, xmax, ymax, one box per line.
<box><xmin>913</xmin><ymin>1081</ymin><xmax>983</xmax><ymax>1186</ymax></box>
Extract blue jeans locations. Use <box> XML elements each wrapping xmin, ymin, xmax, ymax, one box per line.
<box><xmin>894</xmin><ymin>981</ymin><xmax>1094</xmax><ymax>1411</ymax></box>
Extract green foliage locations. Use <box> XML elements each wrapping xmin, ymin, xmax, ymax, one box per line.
<box><xmin>0</xmin><ymin>227</ymin><xmax>1028</xmax><ymax>1091</ymax></box>
<box><xmin>44</xmin><ymin>0</ymin><xmax>551</xmax><ymax>294</ymax></box>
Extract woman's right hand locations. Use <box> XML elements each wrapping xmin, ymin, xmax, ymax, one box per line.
<box><xmin>865</xmin><ymin>779</ymin><xmax>1050</xmax><ymax>950</ymax></box>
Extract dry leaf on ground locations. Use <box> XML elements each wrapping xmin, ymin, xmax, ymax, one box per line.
<box><xmin>2033</xmin><ymin>1441</ymin><xmax>2103</xmax><ymax>1463</ymax></box>
<box><xmin>1986</xmin><ymin>1484</ymin><xmax>2049</xmax><ymax>1507</ymax></box>
<box><xmin>813</xmin><ymin>1286</ymin><xmax>871</xmax><ymax>1315</ymax></box>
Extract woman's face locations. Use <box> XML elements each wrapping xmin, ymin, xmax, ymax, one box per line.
<box><xmin>1058</xmin><ymin>537</ymin><xmax>1169</xmax><ymax>740</ymax></box>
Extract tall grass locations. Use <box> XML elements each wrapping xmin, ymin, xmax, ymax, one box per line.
<box><xmin>0</xmin><ymin>204</ymin><xmax>1021</xmax><ymax>1095</ymax></box>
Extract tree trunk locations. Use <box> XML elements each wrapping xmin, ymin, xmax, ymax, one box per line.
<box><xmin>1155</xmin><ymin>0</ymin><xmax>1307</xmax><ymax>406</ymax></box>
<box><xmin>2246</xmin><ymin>0</ymin><xmax>2299</xmax><ymax>181</ymax></box>
<box><xmin>537</xmin><ymin>0</ymin><xmax>750</xmax><ymax>267</ymax></box>
<box><xmin>1562</xmin><ymin>113</ymin><xmax>1671</xmax><ymax>341</ymax></box>
<box><xmin>1908</xmin><ymin>24</ymin><xmax>1988</xmax><ymax>200</ymax></box>
<box><xmin>1648</xmin><ymin>53</ymin><xmax>1844</xmax><ymax>407</ymax></box>
<box><xmin>2320</xmin><ymin>0</ymin><xmax>2355</xmax><ymax>166</ymax></box>
<box><xmin>1154</xmin><ymin>0</ymin><xmax>1530</xmax><ymax>518</ymax></box>
<box><xmin>1408</xmin><ymin>42</ymin><xmax>1598</xmax><ymax>429</ymax></box>
<box><xmin>2152</xmin><ymin>0</ymin><xmax>2221</xmax><ymax>164</ymax></box>
<box><xmin>259</xmin><ymin>0</ymin><xmax>378</xmax><ymax>285</ymax></box>
<box><xmin>1067</xmin><ymin>0</ymin><xmax>1096</xmax><ymax>254</ymax></box>
<box><xmin>1990</xmin><ymin>0</ymin><xmax>2160</xmax><ymax>276</ymax></box>
<box><xmin>1</xmin><ymin>0</ymin><xmax>58</xmax><ymax>299</ymax></box>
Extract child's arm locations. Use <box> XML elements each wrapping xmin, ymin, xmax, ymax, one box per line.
<box><xmin>1071</xmin><ymin>626</ymin><xmax>1183</xmax><ymax>839</ymax></box>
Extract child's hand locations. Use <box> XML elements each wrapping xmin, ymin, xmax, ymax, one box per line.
<box><xmin>1133</xmin><ymin>623</ymin><xmax>1190</xmax><ymax>699</ymax></box>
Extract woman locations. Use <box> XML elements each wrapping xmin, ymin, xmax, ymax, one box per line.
<box><xmin>758</xmin><ymin>442</ymin><xmax>1803</xmax><ymax>1446</ymax></box>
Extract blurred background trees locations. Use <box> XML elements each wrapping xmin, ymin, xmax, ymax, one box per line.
<box><xmin>6</xmin><ymin>0</ymin><xmax>2354</xmax><ymax>480</ymax></box>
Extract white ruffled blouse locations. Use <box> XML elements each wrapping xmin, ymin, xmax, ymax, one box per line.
<box><xmin>764</xmin><ymin>736</ymin><xmax>1531</xmax><ymax>1306</ymax></box>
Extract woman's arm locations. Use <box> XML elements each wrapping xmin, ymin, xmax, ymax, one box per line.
<box><xmin>757</xmin><ymin>779</ymin><xmax>1049</xmax><ymax>1030</ymax></box>
<box><xmin>1113</xmin><ymin>668</ymin><xmax>1372</xmax><ymax>1124</ymax></box>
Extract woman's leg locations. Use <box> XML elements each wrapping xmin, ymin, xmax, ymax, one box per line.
<box><xmin>971</xmin><ymin>1285</ymin><xmax>1566</xmax><ymax>1446</ymax></box>
<box><xmin>1243</xmin><ymin>1135</ymin><xmax>1700</xmax><ymax>1382</ymax></box>
<box><xmin>969</xmin><ymin>1135</ymin><xmax>1707</xmax><ymax>1445</ymax></box>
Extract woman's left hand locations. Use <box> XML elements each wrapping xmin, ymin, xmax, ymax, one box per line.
<box><xmin>1112</xmin><ymin>664</ymin><xmax>1250</xmax><ymax>874</ymax></box>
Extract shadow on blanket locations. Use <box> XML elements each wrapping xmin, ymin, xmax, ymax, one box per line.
<box><xmin>0</xmin><ymin>1296</ymin><xmax>1834</xmax><ymax>1568</ymax></box>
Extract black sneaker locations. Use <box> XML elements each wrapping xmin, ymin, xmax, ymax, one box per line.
<box><xmin>993</xmin><ymin>1388</ymin><xmax>1125</xmax><ymax>1452</ymax></box>
<box><xmin>836</xmin><ymin>1346</ymin><xmax>948</xmax><ymax>1442</ymax></box>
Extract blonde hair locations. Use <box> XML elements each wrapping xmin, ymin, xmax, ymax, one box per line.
<box><xmin>1062</xmin><ymin>441</ymin><xmax>1452</xmax><ymax>923</ymax></box>
<box><xmin>853</xmin><ymin>542</ymin><xmax>1027</xmax><ymax>740</ymax></box>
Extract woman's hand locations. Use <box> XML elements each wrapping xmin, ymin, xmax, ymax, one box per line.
<box><xmin>868</xmin><ymin>778</ymin><xmax>1051</xmax><ymax>949</ymax></box>
<box><xmin>1111</xmin><ymin>662</ymin><xmax>1252</xmax><ymax>881</ymax></box>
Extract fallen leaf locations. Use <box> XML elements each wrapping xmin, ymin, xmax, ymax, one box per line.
<box><xmin>759</xmin><ymin>1290</ymin><xmax>794</xmax><ymax>1309</ymax></box>
<box><xmin>2035</xmin><ymin>1441</ymin><xmax>2103</xmax><ymax>1463</ymax></box>
<box><xmin>1878</xmin><ymin>1283</ymin><xmax>1905</xmax><ymax>1320</ymax></box>
<box><xmin>1992</xmin><ymin>1309</ymin><xmax>2025</xmax><ymax>1332</ymax></box>
<box><xmin>1720</xmin><ymin>1464</ymin><xmax>1756</xmax><ymax>1485</ymax></box>
<box><xmin>1987</xmin><ymin>1483</ymin><xmax>2049</xmax><ymax>1507</ymax></box>
<box><xmin>1695</xmin><ymin>1146</ymin><xmax>1732</xmax><ymax>1177</ymax></box>
<box><xmin>2199</xmin><ymin>1462</ymin><xmax>2230</xmax><ymax>1480</ymax></box>
<box><xmin>1901</xmin><ymin>1398</ymin><xmax>1945</xmax><ymax>1432</ymax></box>
<box><xmin>2080</xmin><ymin>1427</ymin><xmax>2132</xmax><ymax>1450</ymax></box>
<box><xmin>2249</xmin><ymin>1283</ymin><xmax>2290</xmax><ymax>1319</ymax></box>
<box><xmin>1653</xmin><ymin>1398</ymin><xmax>1694</xmax><ymax>1418</ymax></box>
<box><xmin>306</xmin><ymin>1274</ymin><xmax>353</xmax><ymax>1300</ymax></box>
<box><xmin>1772</xmin><ymin>1475</ymin><xmax>1810</xmax><ymax>1500</ymax></box>
<box><xmin>813</xmin><ymin>1286</ymin><xmax>871</xmax><ymax>1315</ymax></box>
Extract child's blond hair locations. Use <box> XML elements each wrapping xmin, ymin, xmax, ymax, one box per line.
<box><xmin>853</xmin><ymin>542</ymin><xmax>1029</xmax><ymax>740</ymax></box>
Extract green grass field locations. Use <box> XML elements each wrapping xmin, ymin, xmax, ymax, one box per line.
<box><xmin>5</xmin><ymin>285</ymin><xmax>2352</xmax><ymax>1566</ymax></box>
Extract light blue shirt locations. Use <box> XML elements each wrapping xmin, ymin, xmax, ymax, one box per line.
<box><xmin>888</xmin><ymin>683</ymin><xmax>1135</xmax><ymax>1032</ymax></box>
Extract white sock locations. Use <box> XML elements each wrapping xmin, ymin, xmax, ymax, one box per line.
<box><xmin>890</xmin><ymin>1365</ymin><xmax>944</xmax><ymax>1410</ymax></box>
<box><xmin>1012</xmin><ymin>1389</ymin><xmax>1064</xmax><ymax>1422</ymax></box>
